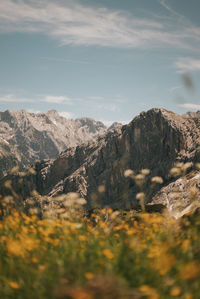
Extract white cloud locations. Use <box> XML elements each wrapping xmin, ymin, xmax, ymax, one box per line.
<box><xmin>0</xmin><ymin>93</ymin><xmax>75</xmax><ymax>105</ymax></box>
<box><xmin>174</xmin><ymin>57</ymin><xmax>200</xmax><ymax>73</ymax></box>
<box><xmin>0</xmin><ymin>0</ymin><xmax>199</xmax><ymax>49</ymax></box>
<box><xmin>159</xmin><ymin>0</ymin><xmax>183</xmax><ymax>18</ymax></box>
<box><xmin>178</xmin><ymin>103</ymin><xmax>200</xmax><ymax>110</ymax></box>
<box><xmin>0</xmin><ymin>94</ymin><xmax>33</xmax><ymax>103</ymax></box>
<box><xmin>42</xmin><ymin>95</ymin><xmax>72</xmax><ymax>104</ymax></box>
<box><xmin>169</xmin><ymin>86</ymin><xmax>182</xmax><ymax>93</ymax></box>
<box><xmin>58</xmin><ymin>111</ymin><xmax>74</xmax><ymax>119</ymax></box>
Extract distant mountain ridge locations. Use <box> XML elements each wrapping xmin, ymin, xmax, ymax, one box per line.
<box><xmin>2</xmin><ymin>108</ymin><xmax>200</xmax><ymax>215</ymax></box>
<box><xmin>0</xmin><ymin>109</ymin><xmax>118</xmax><ymax>178</ymax></box>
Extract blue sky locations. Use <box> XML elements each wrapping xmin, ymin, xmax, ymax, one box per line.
<box><xmin>0</xmin><ymin>0</ymin><xmax>200</xmax><ymax>125</ymax></box>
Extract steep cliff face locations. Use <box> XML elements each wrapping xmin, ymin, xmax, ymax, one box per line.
<box><xmin>1</xmin><ymin>108</ymin><xmax>200</xmax><ymax>210</ymax></box>
<box><xmin>0</xmin><ymin>109</ymin><xmax>108</xmax><ymax>178</ymax></box>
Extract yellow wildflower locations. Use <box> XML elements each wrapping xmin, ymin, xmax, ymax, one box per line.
<box><xmin>181</xmin><ymin>240</ymin><xmax>191</xmax><ymax>251</ymax></box>
<box><xmin>108</xmin><ymin>208</ymin><xmax>113</xmax><ymax>214</ymax></box>
<box><xmin>100</xmin><ymin>209</ymin><xmax>106</xmax><ymax>215</ymax></box>
<box><xmin>51</xmin><ymin>239</ymin><xmax>60</xmax><ymax>246</ymax></box>
<box><xmin>78</xmin><ymin>235</ymin><xmax>88</xmax><ymax>241</ymax></box>
<box><xmin>84</xmin><ymin>272</ymin><xmax>94</xmax><ymax>280</ymax></box>
<box><xmin>170</xmin><ymin>287</ymin><xmax>181</xmax><ymax>296</ymax></box>
<box><xmin>6</xmin><ymin>239</ymin><xmax>25</xmax><ymax>258</ymax></box>
<box><xmin>179</xmin><ymin>261</ymin><xmax>200</xmax><ymax>280</ymax></box>
<box><xmin>99</xmin><ymin>221</ymin><xmax>106</xmax><ymax>229</ymax></box>
<box><xmin>9</xmin><ymin>281</ymin><xmax>20</xmax><ymax>289</ymax></box>
<box><xmin>21</xmin><ymin>237</ymin><xmax>39</xmax><ymax>251</ymax></box>
<box><xmin>102</xmin><ymin>249</ymin><xmax>115</xmax><ymax>259</ymax></box>
<box><xmin>32</xmin><ymin>257</ymin><xmax>39</xmax><ymax>263</ymax></box>
<box><xmin>139</xmin><ymin>285</ymin><xmax>160</xmax><ymax>299</ymax></box>
<box><xmin>126</xmin><ymin>228</ymin><xmax>135</xmax><ymax>236</ymax></box>
<box><xmin>185</xmin><ymin>294</ymin><xmax>193</xmax><ymax>299</ymax></box>
<box><xmin>148</xmin><ymin>243</ymin><xmax>175</xmax><ymax>275</ymax></box>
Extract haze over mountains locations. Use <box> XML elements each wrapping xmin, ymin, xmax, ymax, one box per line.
<box><xmin>1</xmin><ymin>108</ymin><xmax>200</xmax><ymax>216</ymax></box>
<box><xmin>0</xmin><ymin>109</ymin><xmax>120</xmax><ymax>178</ymax></box>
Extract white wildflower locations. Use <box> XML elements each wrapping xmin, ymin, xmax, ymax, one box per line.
<box><xmin>124</xmin><ymin>169</ymin><xmax>134</xmax><ymax>178</ymax></box>
<box><xmin>151</xmin><ymin>176</ymin><xmax>163</xmax><ymax>184</ymax></box>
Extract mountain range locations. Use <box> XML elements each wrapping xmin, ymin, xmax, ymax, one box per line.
<box><xmin>0</xmin><ymin>109</ymin><xmax>120</xmax><ymax>178</ymax></box>
<box><xmin>1</xmin><ymin>108</ymin><xmax>200</xmax><ymax>216</ymax></box>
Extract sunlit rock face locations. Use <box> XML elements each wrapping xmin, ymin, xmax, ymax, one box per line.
<box><xmin>0</xmin><ymin>109</ymin><xmax>108</xmax><ymax>178</ymax></box>
<box><xmin>1</xmin><ymin>108</ymin><xmax>200</xmax><ymax>211</ymax></box>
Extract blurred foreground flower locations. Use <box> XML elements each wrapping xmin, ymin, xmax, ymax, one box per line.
<box><xmin>179</xmin><ymin>262</ymin><xmax>200</xmax><ymax>280</ymax></box>
<box><xmin>9</xmin><ymin>281</ymin><xmax>20</xmax><ymax>289</ymax></box>
<box><xmin>102</xmin><ymin>249</ymin><xmax>115</xmax><ymax>259</ymax></box>
<box><xmin>170</xmin><ymin>286</ymin><xmax>181</xmax><ymax>297</ymax></box>
<box><xmin>151</xmin><ymin>176</ymin><xmax>163</xmax><ymax>184</ymax></box>
<box><xmin>139</xmin><ymin>285</ymin><xmax>160</xmax><ymax>299</ymax></box>
<box><xmin>84</xmin><ymin>272</ymin><xmax>94</xmax><ymax>280</ymax></box>
<box><xmin>124</xmin><ymin>169</ymin><xmax>134</xmax><ymax>178</ymax></box>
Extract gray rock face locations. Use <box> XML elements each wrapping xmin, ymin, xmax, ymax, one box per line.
<box><xmin>0</xmin><ymin>109</ymin><xmax>108</xmax><ymax>178</ymax></box>
<box><xmin>150</xmin><ymin>170</ymin><xmax>200</xmax><ymax>217</ymax></box>
<box><xmin>2</xmin><ymin>108</ymin><xmax>200</xmax><ymax>211</ymax></box>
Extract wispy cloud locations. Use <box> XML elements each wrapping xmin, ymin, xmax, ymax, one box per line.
<box><xmin>159</xmin><ymin>0</ymin><xmax>184</xmax><ymax>19</ymax></box>
<box><xmin>0</xmin><ymin>93</ymin><xmax>74</xmax><ymax>104</ymax></box>
<box><xmin>178</xmin><ymin>103</ymin><xmax>200</xmax><ymax>110</ymax></box>
<box><xmin>0</xmin><ymin>94</ymin><xmax>33</xmax><ymax>103</ymax></box>
<box><xmin>174</xmin><ymin>57</ymin><xmax>200</xmax><ymax>73</ymax></box>
<box><xmin>0</xmin><ymin>0</ymin><xmax>200</xmax><ymax>50</ymax></box>
<box><xmin>42</xmin><ymin>95</ymin><xmax>72</xmax><ymax>104</ymax></box>
<box><xmin>169</xmin><ymin>86</ymin><xmax>182</xmax><ymax>93</ymax></box>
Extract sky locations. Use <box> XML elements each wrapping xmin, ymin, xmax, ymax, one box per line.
<box><xmin>0</xmin><ymin>0</ymin><xmax>200</xmax><ymax>125</ymax></box>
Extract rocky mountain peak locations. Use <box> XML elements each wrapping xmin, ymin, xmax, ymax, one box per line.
<box><xmin>75</xmin><ymin>117</ymin><xmax>107</xmax><ymax>134</ymax></box>
<box><xmin>107</xmin><ymin>122</ymin><xmax>122</xmax><ymax>132</ymax></box>
<box><xmin>0</xmin><ymin>110</ymin><xmax>113</xmax><ymax>178</ymax></box>
<box><xmin>2</xmin><ymin>107</ymin><xmax>200</xmax><ymax>214</ymax></box>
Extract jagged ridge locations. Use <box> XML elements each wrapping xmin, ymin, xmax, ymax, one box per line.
<box><xmin>0</xmin><ymin>109</ymin><xmax>110</xmax><ymax>178</ymax></box>
<box><xmin>2</xmin><ymin>108</ymin><xmax>200</xmax><ymax>210</ymax></box>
